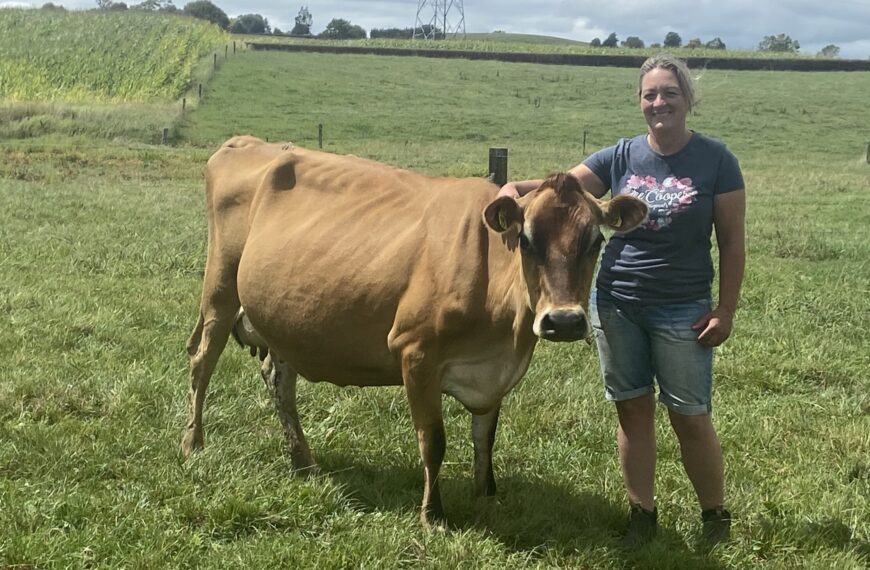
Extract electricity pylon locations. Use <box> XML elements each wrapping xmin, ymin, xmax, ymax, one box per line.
<box><xmin>414</xmin><ymin>0</ymin><xmax>466</xmax><ymax>39</ymax></box>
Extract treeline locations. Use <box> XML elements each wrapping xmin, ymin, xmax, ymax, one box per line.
<box><xmin>590</xmin><ymin>31</ymin><xmax>841</xmax><ymax>58</ymax></box>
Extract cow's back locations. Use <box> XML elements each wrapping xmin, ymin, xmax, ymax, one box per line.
<box><xmin>236</xmin><ymin>146</ymin><xmax>502</xmax><ymax>387</ymax></box>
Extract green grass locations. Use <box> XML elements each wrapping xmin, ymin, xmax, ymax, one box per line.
<box><xmin>1</xmin><ymin>47</ymin><xmax>869</xmax><ymax>569</ymax></box>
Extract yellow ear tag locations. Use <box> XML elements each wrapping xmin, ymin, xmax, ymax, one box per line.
<box><xmin>498</xmin><ymin>210</ymin><xmax>508</xmax><ymax>231</ymax></box>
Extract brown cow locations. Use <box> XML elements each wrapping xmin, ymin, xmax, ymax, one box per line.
<box><xmin>183</xmin><ymin>136</ymin><xmax>647</xmax><ymax>526</ymax></box>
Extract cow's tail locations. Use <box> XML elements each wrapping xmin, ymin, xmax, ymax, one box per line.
<box><xmin>231</xmin><ymin>308</ymin><xmax>269</xmax><ymax>361</ymax></box>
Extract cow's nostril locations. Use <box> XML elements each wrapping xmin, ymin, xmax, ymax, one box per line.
<box><xmin>540</xmin><ymin>309</ymin><xmax>588</xmax><ymax>342</ymax></box>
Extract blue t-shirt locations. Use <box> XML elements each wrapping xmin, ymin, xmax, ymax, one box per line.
<box><xmin>583</xmin><ymin>132</ymin><xmax>744</xmax><ymax>305</ymax></box>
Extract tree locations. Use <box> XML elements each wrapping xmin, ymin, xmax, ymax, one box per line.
<box><xmin>371</xmin><ymin>27</ymin><xmax>415</xmax><ymax>39</ymax></box>
<box><xmin>320</xmin><ymin>18</ymin><xmax>366</xmax><ymax>39</ymax></box>
<box><xmin>291</xmin><ymin>6</ymin><xmax>312</xmax><ymax>36</ymax></box>
<box><xmin>602</xmin><ymin>32</ymin><xmax>618</xmax><ymax>48</ymax></box>
<box><xmin>589</xmin><ymin>37</ymin><xmax>601</xmax><ymax>47</ymax></box>
<box><xmin>41</xmin><ymin>2</ymin><xmax>67</xmax><ymax>9</ymax></box>
<box><xmin>621</xmin><ymin>36</ymin><xmax>645</xmax><ymax>49</ymax></box>
<box><xmin>705</xmin><ymin>37</ymin><xmax>726</xmax><ymax>50</ymax></box>
<box><xmin>230</xmin><ymin>14</ymin><xmax>271</xmax><ymax>35</ymax></box>
<box><xmin>133</xmin><ymin>0</ymin><xmax>177</xmax><ymax>10</ymax></box>
<box><xmin>663</xmin><ymin>31</ymin><xmax>682</xmax><ymax>48</ymax></box>
<box><xmin>758</xmin><ymin>33</ymin><xmax>800</xmax><ymax>52</ymax></box>
<box><xmin>183</xmin><ymin>0</ymin><xmax>230</xmax><ymax>30</ymax></box>
<box><xmin>818</xmin><ymin>44</ymin><xmax>840</xmax><ymax>58</ymax></box>
<box><xmin>95</xmin><ymin>0</ymin><xmax>114</xmax><ymax>8</ymax></box>
<box><xmin>686</xmin><ymin>37</ymin><xmax>702</xmax><ymax>49</ymax></box>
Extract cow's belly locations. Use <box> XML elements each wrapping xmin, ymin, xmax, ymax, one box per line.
<box><xmin>440</xmin><ymin>345</ymin><xmax>534</xmax><ymax>413</ymax></box>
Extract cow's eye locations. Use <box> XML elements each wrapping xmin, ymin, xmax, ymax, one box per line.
<box><xmin>519</xmin><ymin>233</ymin><xmax>531</xmax><ymax>250</ymax></box>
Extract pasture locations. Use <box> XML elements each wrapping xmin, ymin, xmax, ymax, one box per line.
<box><xmin>1</xmin><ymin>40</ymin><xmax>869</xmax><ymax>569</ymax></box>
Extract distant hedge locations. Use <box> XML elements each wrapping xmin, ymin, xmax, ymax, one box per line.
<box><xmin>246</xmin><ymin>42</ymin><xmax>870</xmax><ymax>72</ymax></box>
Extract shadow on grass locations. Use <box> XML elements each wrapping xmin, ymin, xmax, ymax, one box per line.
<box><xmin>319</xmin><ymin>453</ymin><xmax>728</xmax><ymax>568</ymax></box>
<box><xmin>752</xmin><ymin>514</ymin><xmax>870</xmax><ymax>564</ymax></box>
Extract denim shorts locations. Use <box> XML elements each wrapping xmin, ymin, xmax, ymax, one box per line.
<box><xmin>589</xmin><ymin>289</ymin><xmax>714</xmax><ymax>415</ymax></box>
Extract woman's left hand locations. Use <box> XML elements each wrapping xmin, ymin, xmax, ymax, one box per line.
<box><xmin>692</xmin><ymin>307</ymin><xmax>734</xmax><ymax>347</ymax></box>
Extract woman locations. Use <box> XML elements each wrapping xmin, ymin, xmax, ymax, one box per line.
<box><xmin>499</xmin><ymin>54</ymin><xmax>745</xmax><ymax>547</ymax></box>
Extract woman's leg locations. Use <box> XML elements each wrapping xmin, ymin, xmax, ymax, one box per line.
<box><xmin>667</xmin><ymin>409</ymin><xmax>724</xmax><ymax>510</ymax></box>
<box><xmin>616</xmin><ymin>393</ymin><xmax>658</xmax><ymax>510</ymax></box>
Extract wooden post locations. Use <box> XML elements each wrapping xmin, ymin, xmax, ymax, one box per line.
<box><xmin>583</xmin><ymin>131</ymin><xmax>588</xmax><ymax>155</ymax></box>
<box><xmin>866</xmin><ymin>142</ymin><xmax>870</xmax><ymax>164</ymax></box>
<box><xmin>161</xmin><ymin>128</ymin><xmax>169</xmax><ymax>145</ymax></box>
<box><xmin>225</xmin><ymin>45</ymin><xmax>228</xmax><ymax>59</ymax></box>
<box><xmin>198</xmin><ymin>83</ymin><xmax>202</xmax><ymax>98</ymax></box>
<box><xmin>233</xmin><ymin>41</ymin><xmax>236</xmax><ymax>54</ymax></box>
<box><xmin>488</xmin><ymin>147</ymin><xmax>508</xmax><ymax>187</ymax></box>
<box><xmin>182</xmin><ymin>97</ymin><xmax>186</xmax><ymax>111</ymax></box>
<box><xmin>213</xmin><ymin>53</ymin><xmax>217</xmax><ymax>69</ymax></box>
<box><xmin>318</xmin><ymin>124</ymin><xmax>323</xmax><ymax>148</ymax></box>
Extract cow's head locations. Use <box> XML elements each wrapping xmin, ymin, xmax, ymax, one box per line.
<box><xmin>484</xmin><ymin>173</ymin><xmax>647</xmax><ymax>342</ymax></box>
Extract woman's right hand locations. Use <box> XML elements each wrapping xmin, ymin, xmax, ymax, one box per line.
<box><xmin>497</xmin><ymin>182</ymin><xmax>521</xmax><ymax>199</ymax></box>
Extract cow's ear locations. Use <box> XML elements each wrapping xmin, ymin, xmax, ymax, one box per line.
<box><xmin>597</xmin><ymin>195</ymin><xmax>648</xmax><ymax>232</ymax></box>
<box><xmin>483</xmin><ymin>196</ymin><xmax>524</xmax><ymax>233</ymax></box>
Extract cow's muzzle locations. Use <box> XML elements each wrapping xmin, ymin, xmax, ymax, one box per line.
<box><xmin>537</xmin><ymin>309</ymin><xmax>589</xmax><ymax>342</ymax></box>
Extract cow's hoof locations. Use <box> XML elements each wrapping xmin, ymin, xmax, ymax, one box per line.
<box><xmin>181</xmin><ymin>430</ymin><xmax>203</xmax><ymax>458</ymax></box>
<box><xmin>421</xmin><ymin>516</ymin><xmax>448</xmax><ymax>532</ymax></box>
<box><xmin>420</xmin><ymin>508</ymin><xmax>448</xmax><ymax>531</ymax></box>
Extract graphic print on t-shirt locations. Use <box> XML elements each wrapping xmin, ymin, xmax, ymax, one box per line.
<box><xmin>621</xmin><ymin>174</ymin><xmax>697</xmax><ymax>231</ymax></box>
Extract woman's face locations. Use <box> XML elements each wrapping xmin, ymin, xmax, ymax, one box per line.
<box><xmin>640</xmin><ymin>67</ymin><xmax>688</xmax><ymax>135</ymax></box>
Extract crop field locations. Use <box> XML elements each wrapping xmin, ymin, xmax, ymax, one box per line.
<box><xmin>0</xmin><ymin>10</ymin><xmax>227</xmax><ymax>103</ymax></box>
<box><xmin>1</xmin><ymin>21</ymin><xmax>869</xmax><ymax>570</ymax></box>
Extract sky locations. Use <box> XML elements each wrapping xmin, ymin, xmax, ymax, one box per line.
<box><xmin>5</xmin><ymin>0</ymin><xmax>870</xmax><ymax>60</ymax></box>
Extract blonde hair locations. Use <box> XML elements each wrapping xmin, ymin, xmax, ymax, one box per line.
<box><xmin>638</xmin><ymin>54</ymin><xmax>697</xmax><ymax>112</ymax></box>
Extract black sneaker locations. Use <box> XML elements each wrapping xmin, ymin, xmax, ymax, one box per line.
<box><xmin>621</xmin><ymin>503</ymin><xmax>657</xmax><ymax>548</ymax></box>
<box><xmin>701</xmin><ymin>506</ymin><xmax>732</xmax><ymax>545</ymax></box>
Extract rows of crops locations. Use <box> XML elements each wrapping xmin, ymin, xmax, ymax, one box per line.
<box><xmin>0</xmin><ymin>9</ymin><xmax>227</xmax><ymax>103</ymax></box>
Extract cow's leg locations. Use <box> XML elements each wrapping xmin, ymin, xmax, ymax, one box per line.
<box><xmin>182</xmin><ymin>295</ymin><xmax>238</xmax><ymax>456</ymax></box>
<box><xmin>471</xmin><ymin>405</ymin><xmax>501</xmax><ymax>497</ymax></box>
<box><xmin>261</xmin><ymin>354</ymin><xmax>318</xmax><ymax>476</ymax></box>
<box><xmin>401</xmin><ymin>347</ymin><xmax>447</xmax><ymax>528</ymax></box>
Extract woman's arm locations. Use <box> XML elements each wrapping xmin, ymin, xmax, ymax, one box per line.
<box><xmin>498</xmin><ymin>163</ymin><xmax>608</xmax><ymax>199</ymax></box>
<box><xmin>693</xmin><ymin>189</ymin><xmax>746</xmax><ymax>347</ymax></box>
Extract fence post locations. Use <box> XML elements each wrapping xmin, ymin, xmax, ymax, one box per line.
<box><xmin>225</xmin><ymin>45</ymin><xmax>228</xmax><ymax>59</ymax></box>
<box><xmin>214</xmin><ymin>53</ymin><xmax>217</xmax><ymax>70</ymax></box>
<box><xmin>161</xmin><ymin>127</ymin><xmax>169</xmax><ymax>145</ymax></box>
<box><xmin>866</xmin><ymin>142</ymin><xmax>870</xmax><ymax>164</ymax></box>
<box><xmin>198</xmin><ymin>83</ymin><xmax>202</xmax><ymax>98</ymax></box>
<box><xmin>233</xmin><ymin>41</ymin><xmax>236</xmax><ymax>54</ymax></box>
<box><xmin>488</xmin><ymin>147</ymin><xmax>508</xmax><ymax>187</ymax></box>
<box><xmin>182</xmin><ymin>97</ymin><xmax>186</xmax><ymax>111</ymax></box>
<box><xmin>582</xmin><ymin>131</ymin><xmax>587</xmax><ymax>155</ymax></box>
<box><xmin>318</xmin><ymin>124</ymin><xmax>323</xmax><ymax>149</ymax></box>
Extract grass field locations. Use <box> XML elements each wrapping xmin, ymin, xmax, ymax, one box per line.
<box><xmin>1</xmin><ymin>38</ymin><xmax>869</xmax><ymax>569</ymax></box>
